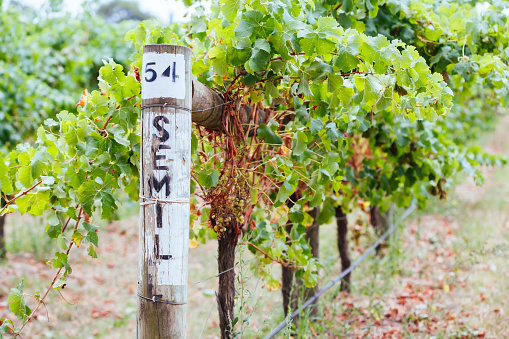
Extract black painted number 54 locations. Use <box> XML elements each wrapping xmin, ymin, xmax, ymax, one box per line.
<box><xmin>144</xmin><ymin>62</ymin><xmax>179</xmax><ymax>83</ymax></box>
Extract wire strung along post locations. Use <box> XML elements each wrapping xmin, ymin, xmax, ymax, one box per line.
<box><xmin>137</xmin><ymin>44</ymin><xmax>192</xmax><ymax>338</ymax></box>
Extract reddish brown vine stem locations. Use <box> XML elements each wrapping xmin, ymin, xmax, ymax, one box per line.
<box><xmin>225</xmin><ymin>70</ymin><xmax>246</xmax><ymax>99</ymax></box>
<box><xmin>0</xmin><ymin>180</ymin><xmax>42</xmax><ymax>213</ymax></box>
<box><xmin>101</xmin><ymin>115</ymin><xmax>113</xmax><ymax>130</ymax></box>
<box><xmin>269</xmin><ymin>52</ymin><xmax>305</xmax><ymax>62</ymax></box>
<box><xmin>15</xmin><ymin>208</ymin><xmax>83</xmax><ymax>337</ymax></box>
<box><xmin>61</xmin><ymin>217</ymin><xmax>72</xmax><ymax>234</ymax></box>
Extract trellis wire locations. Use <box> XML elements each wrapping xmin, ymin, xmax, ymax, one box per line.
<box><xmin>262</xmin><ymin>203</ymin><xmax>417</xmax><ymax>339</ymax></box>
<box><xmin>191</xmin><ymin>100</ymin><xmax>234</xmax><ymax>113</ymax></box>
<box><xmin>188</xmin><ymin>256</ymin><xmax>257</xmax><ymax>287</ymax></box>
<box><xmin>137</xmin><ymin>293</ymin><xmax>186</xmax><ymax>305</ymax></box>
<box><xmin>140</xmin><ymin>101</ymin><xmax>233</xmax><ymax>112</ymax></box>
<box><xmin>199</xmin><ymin>297</ymin><xmax>217</xmax><ymax>339</ymax></box>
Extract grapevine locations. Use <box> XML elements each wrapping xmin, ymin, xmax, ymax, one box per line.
<box><xmin>0</xmin><ymin>0</ymin><xmax>508</xmax><ymax>337</ymax></box>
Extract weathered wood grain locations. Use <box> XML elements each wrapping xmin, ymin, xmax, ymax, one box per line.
<box><xmin>138</xmin><ymin>44</ymin><xmax>192</xmax><ymax>339</ymax></box>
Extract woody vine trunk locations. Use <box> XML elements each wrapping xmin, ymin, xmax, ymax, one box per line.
<box><xmin>336</xmin><ymin>206</ymin><xmax>351</xmax><ymax>292</ymax></box>
<box><xmin>281</xmin><ymin>208</ymin><xmax>320</xmax><ymax>323</ymax></box>
<box><xmin>217</xmin><ymin>221</ymin><xmax>238</xmax><ymax>339</ymax></box>
<box><xmin>192</xmin><ymin>76</ymin><xmax>267</xmax><ymax>339</ymax></box>
<box><xmin>370</xmin><ymin>205</ymin><xmax>390</xmax><ymax>255</ymax></box>
<box><xmin>281</xmin><ymin>220</ymin><xmax>295</xmax><ymax>316</ymax></box>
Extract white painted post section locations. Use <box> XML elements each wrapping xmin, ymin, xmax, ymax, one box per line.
<box><xmin>137</xmin><ymin>45</ymin><xmax>192</xmax><ymax>338</ymax></box>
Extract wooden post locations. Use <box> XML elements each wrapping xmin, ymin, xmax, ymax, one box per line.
<box><xmin>137</xmin><ymin>44</ymin><xmax>192</xmax><ymax>338</ymax></box>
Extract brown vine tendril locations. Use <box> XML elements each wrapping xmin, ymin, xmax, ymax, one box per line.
<box><xmin>15</xmin><ymin>208</ymin><xmax>83</xmax><ymax>337</ymax></box>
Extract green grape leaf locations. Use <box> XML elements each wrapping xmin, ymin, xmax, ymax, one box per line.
<box><xmin>293</xmin><ymin>132</ymin><xmax>308</xmax><ymax>156</ymax></box>
<box><xmin>341</xmin><ymin>0</ymin><xmax>354</xmax><ymax>12</ymax></box>
<box><xmin>17</xmin><ymin>166</ymin><xmax>32</xmax><ymax>188</ymax></box>
<box><xmin>235</xmin><ymin>19</ymin><xmax>255</xmax><ymax>39</ymax></box>
<box><xmin>297</xmin><ymin>73</ymin><xmax>312</xmax><ymax>97</ymax></box>
<box><xmin>335</xmin><ymin>46</ymin><xmax>359</xmax><ymax>72</ymax></box>
<box><xmin>249</xmin><ymin>39</ymin><xmax>271</xmax><ymax>73</ymax></box>
<box><xmin>53</xmin><ymin>274</ymin><xmax>67</xmax><ymax>290</ymax></box>
<box><xmin>57</xmin><ymin>235</ymin><xmax>67</xmax><ymax>250</ymax></box>
<box><xmin>221</xmin><ymin>0</ymin><xmax>241</xmax><ymax>22</ymax></box>
<box><xmin>87</xmin><ymin>245</ymin><xmax>98</xmax><ymax>258</ymax></box>
<box><xmin>197</xmin><ymin>168</ymin><xmax>220</xmax><ymax>188</ymax></box>
<box><xmin>83</xmin><ymin>222</ymin><xmax>99</xmax><ymax>232</ymax></box>
<box><xmin>8</xmin><ymin>280</ymin><xmax>30</xmax><ymax>322</ymax></box>
<box><xmin>360</xmin><ymin>35</ymin><xmax>390</xmax><ymax>65</ymax></box>
<box><xmin>84</xmin><ymin>231</ymin><xmax>98</xmax><ymax>247</ymax></box>
<box><xmin>310</xmin><ymin>118</ymin><xmax>323</xmax><ymax>135</ymax></box>
<box><xmin>257</xmin><ymin>124</ymin><xmax>283</xmax><ymax>146</ymax></box>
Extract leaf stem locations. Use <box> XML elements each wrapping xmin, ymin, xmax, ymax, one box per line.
<box><xmin>15</xmin><ymin>208</ymin><xmax>83</xmax><ymax>337</ymax></box>
<box><xmin>0</xmin><ymin>180</ymin><xmax>43</xmax><ymax>214</ymax></box>
<box><xmin>102</xmin><ymin>115</ymin><xmax>113</xmax><ymax>130</ymax></box>
<box><xmin>243</xmin><ymin>242</ymin><xmax>298</xmax><ymax>268</ymax></box>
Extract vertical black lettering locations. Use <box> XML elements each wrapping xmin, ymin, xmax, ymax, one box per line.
<box><xmin>172</xmin><ymin>62</ymin><xmax>178</xmax><ymax>82</ymax></box>
<box><xmin>156</xmin><ymin>203</ymin><xmax>163</xmax><ymax>228</ymax></box>
<box><xmin>154</xmin><ymin>233</ymin><xmax>171</xmax><ymax>260</ymax></box>
<box><xmin>154</xmin><ymin>234</ymin><xmax>160</xmax><ymax>259</ymax></box>
<box><xmin>152</xmin><ymin>144</ymin><xmax>171</xmax><ymax>170</ymax></box>
<box><xmin>153</xmin><ymin>154</ymin><xmax>167</xmax><ymax>170</ymax></box>
<box><xmin>151</xmin><ymin>175</ymin><xmax>170</xmax><ymax>197</ymax></box>
<box><xmin>153</xmin><ymin>116</ymin><xmax>170</xmax><ymax>142</ymax></box>
<box><xmin>148</xmin><ymin>273</ymin><xmax>163</xmax><ymax>298</ymax></box>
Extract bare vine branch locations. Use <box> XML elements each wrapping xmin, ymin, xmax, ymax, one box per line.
<box><xmin>15</xmin><ymin>208</ymin><xmax>83</xmax><ymax>337</ymax></box>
